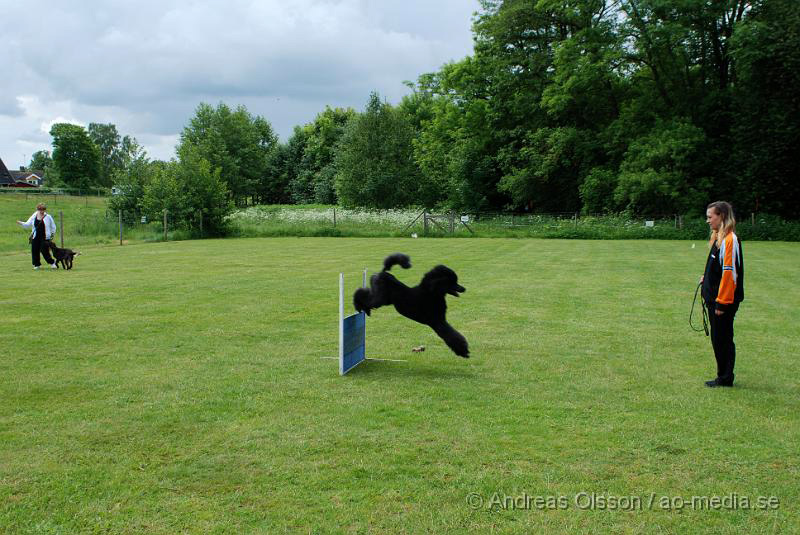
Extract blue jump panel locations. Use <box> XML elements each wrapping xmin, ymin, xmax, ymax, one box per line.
<box><xmin>341</xmin><ymin>312</ymin><xmax>366</xmax><ymax>375</ymax></box>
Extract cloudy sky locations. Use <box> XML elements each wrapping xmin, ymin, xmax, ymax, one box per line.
<box><xmin>0</xmin><ymin>0</ymin><xmax>481</xmax><ymax>169</ymax></box>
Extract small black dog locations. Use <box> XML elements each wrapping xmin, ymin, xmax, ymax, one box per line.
<box><xmin>48</xmin><ymin>241</ymin><xmax>81</xmax><ymax>269</ymax></box>
<box><xmin>354</xmin><ymin>253</ymin><xmax>469</xmax><ymax>358</ymax></box>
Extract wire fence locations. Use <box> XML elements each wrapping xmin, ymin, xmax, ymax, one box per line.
<box><xmin>0</xmin><ymin>187</ymin><xmax>111</xmax><ymax>200</ymax></box>
<box><xmin>225</xmin><ymin>206</ymin><xmax>720</xmax><ymax>240</ymax></box>
<box><xmin>226</xmin><ymin>206</ymin><xmax>797</xmax><ymax>239</ymax></box>
<box><xmin>42</xmin><ymin>210</ymin><xmax>173</xmax><ymax>247</ymax></box>
<box><xmin>6</xmin><ymin>197</ymin><xmax>789</xmax><ymax>252</ymax></box>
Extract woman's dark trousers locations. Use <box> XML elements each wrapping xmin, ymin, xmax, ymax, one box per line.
<box><xmin>31</xmin><ymin>236</ymin><xmax>55</xmax><ymax>267</ymax></box>
<box><xmin>709</xmin><ymin>302</ymin><xmax>739</xmax><ymax>385</ymax></box>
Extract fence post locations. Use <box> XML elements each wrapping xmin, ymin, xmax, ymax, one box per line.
<box><xmin>333</xmin><ymin>207</ymin><xmax>336</xmax><ymax>227</ymax></box>
<box><xmin>59</xmin><ymin>211</ymin><xmax>64</xmax><ymax>247</ymax></box>
<box><xmin>574</xmin><ymin>212</ymin><xmax>578</xmax><ymax>227</ymax></box>
<box><xmin>423</xmin><ymin>212</ymin><xmax>429</xmax><ymax>235</ymax></box>
<box><xmin>119</xmin><ymin>210</ymin><xmax>122</xmax><ymax>245</ymax></box>
<box><xmin>752</xmin><ymin>213</ymin><xmax>755</xmax><ymax>226</ymax></box>
<box><xmin>199</xmin><ymin>211</ymin><xmax>203</xmax><ymax>237</ymax></box>
<box><xmin>163</xmin><ymin>209</ymin><xmax>168</xmax><ymax>241</ymax></box>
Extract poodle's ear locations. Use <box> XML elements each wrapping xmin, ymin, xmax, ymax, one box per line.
<box><xmin>423</xmin><ymin>276</ymin><xmax>440</xmax><ymax>293</ymax></box>
<box><xmin>423</xmin><ymin>265</ymin><xmax>464</xmax><ymax>296</ymax></box>
<box><xmin>422</xmin><ymin>272</ymin><xmax>449</xmax><ymax>295</ymax></box>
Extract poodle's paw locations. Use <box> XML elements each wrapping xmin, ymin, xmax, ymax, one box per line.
<box><xmin>452</xmin><ymin>342</ymin><xmax>470</xmax><ymax>358</ymax></box>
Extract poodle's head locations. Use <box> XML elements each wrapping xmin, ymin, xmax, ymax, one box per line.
<box><xmin>422</xmin><ymin>265</ymin><xmax>465</xmax><ymax>297</ymax></box>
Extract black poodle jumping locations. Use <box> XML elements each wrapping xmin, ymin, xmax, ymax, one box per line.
<box><xmin>353</xmin><ymin>253</ymin><xmax>470</xmax><ymax>358</ymax></box>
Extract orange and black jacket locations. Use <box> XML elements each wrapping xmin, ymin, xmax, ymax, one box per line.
<box><xmin>702</xmin><ymin>232</ymin><xmax>744</xmax><ymax>312</ymax></box>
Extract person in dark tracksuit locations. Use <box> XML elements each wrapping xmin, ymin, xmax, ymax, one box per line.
<box><xmin>16</xmin><ymin>202</ymin><xmax>57</xmax><ymax>270</ymax></box>
<box><xmin>700</xmin><ymin>201</ymin><xmax>744</xmax><ymax>387</ymax></box>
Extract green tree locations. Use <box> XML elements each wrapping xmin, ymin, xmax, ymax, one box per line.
<box><xmin>27</xmin><ymin>150</ymin><xmax>58</xmax><ymax>186</ymax></box>
<box><xmin>140</xmin><ymin>147</ymin><xmax>230</xmax><ymax>236</ymax></box>
<box><xmin>258</xmin><ymin>142</ymin><xmax>292</xmax><ymax>205</ymax></box>
<box><xmin>141</xmin><ymin>164</ymin><xmax>183</xmax><ymax>226</ymax></box>
<box><xmin>173</xmin><ymin>144</ymin><xmax>231</xmax><ymax>235</ymax></box>
<box><xmin>498</xmin><ymin>127</ymin><xmax>598</xmax><ymax>212</ymax></box>
<box><xmin>410</xmin><ymin>60</ymin><xmax>505</xmax><ymax>210</ymax></box>
<box><xmin>88</xmin><ymin>123</ymin><xmax>120</xmax><ymax>187</ymax></box>
<box><xmin>731</xmin><ymin>0</ymin><xmax>800</xmax><ymax>218</ymax></box>
<box><xmin>295</xmin><ymin>106</ymin><xmax>356</xmax><ymax>204</ymax></box>
<box><xmin>108</xmin><ymin>154</ymin><xmax>162</xmax><ymax>222</ymax></box>
<box><xmin>179</xmin><ymin>103</ymin><xmax>278</xmax><ymax>206</ymax></box>
<box><xmin>50</xmin><ymin>123</ymin><xmax>101</xmax><ymax>191</ymax></box>
<box><xmin>88</xmin><ymin>123</ymin><xmax>146</xmax><ymax>189</ymax></box>
<box><xmin>411</xmin><ymin>0</ymin><xmax>782</xmax><ymax>217</ymax></box>
<box><xmin>28</xmin><ymin>150</ymin><xmax>53</xmax><ymax>172</ymax></box>
<box><xmin>334</xmin><ymin>92</ymin><xmax>422</xmax><ymax>208</ymax></box>
<box><xmin>283</xmin><ymin>127</ymin><xmax>312</xmax><ymax>204</ymax></box>
<box><xmin>612</xmin><ymin>119</ymin><xmax>711</xmax><ymax>214</ymax></box>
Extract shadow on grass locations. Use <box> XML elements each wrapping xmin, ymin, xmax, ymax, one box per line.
<box><xmin>344</xmin><ymin>359</ymin><xmax>477</xmax><ymax>380</ymax></box>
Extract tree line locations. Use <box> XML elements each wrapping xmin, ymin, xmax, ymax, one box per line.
<box><xmin>35</xmin><ymin>0</ymin><xmax>799</xmax><ymax>231</ymax></box>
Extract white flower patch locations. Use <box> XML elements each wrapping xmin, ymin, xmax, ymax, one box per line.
<box><xmin>226</xmin><ymin>206</ymin><xmax>422</xmax><ymax>226</ymax></box>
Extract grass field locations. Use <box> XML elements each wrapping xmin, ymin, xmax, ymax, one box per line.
<box><xmin>0</xmin><ymin>193</ymin><xmax>162</xmax><ymax>254</ymax></box>
<box><xmin>1</xmin><ymin>237</ymin><xmax>798</xmax><ymax>534</ymax></box>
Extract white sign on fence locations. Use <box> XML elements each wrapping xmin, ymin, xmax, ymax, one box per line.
<box><xmin>645</xmin><ymin>220</ymin><xmax>655</xmax><ymax>227</ymax></box>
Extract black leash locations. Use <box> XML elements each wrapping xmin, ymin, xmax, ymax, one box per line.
<box><xmin>690</xmin><ymin>282</ymin><xmax>709</xmax><ymax>336</ymax></box>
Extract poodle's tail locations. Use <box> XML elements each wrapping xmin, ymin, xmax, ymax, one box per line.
<box><xmin>383</xmin><ymin>253</ymin><xmax>411</xmax><ymax>272</ymax></box>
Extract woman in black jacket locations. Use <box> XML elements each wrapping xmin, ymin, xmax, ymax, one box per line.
<box><xmin>700</xmin><ymin>201</ymin><xmax>744</xmax><ymax>387</ymax></box>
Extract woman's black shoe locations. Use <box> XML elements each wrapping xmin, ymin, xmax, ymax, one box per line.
<box><xmin>705</xmin><ymin>379</ymin><xmax>733</xmax><ymax>387</ymax></box>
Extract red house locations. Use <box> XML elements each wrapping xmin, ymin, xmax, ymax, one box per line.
<box><xmin>0</xmin><ymin>157</ymin><xmax>43</xmax><ymax>188</ymax></box>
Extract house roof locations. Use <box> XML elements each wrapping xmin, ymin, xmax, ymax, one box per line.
<box><xmin>9</xmin><ymin>170</ymin><xmax>44</xmax><ymax>181</ymax></box>
<box><xmin>0</xmin><ymin>157</ymin><xmax>15</xmax><ymax>185</ymax></box>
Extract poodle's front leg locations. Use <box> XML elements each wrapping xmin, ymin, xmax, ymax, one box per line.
<box><xmin>431</xmin><ymin>321</ymin><xmax>470</xmax><ymax>358</ymax></box>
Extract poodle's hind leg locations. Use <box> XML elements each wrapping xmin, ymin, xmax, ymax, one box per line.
<box><xmin>431</xmin><ymin>322</ymin><xmax>470</xmax><ymax>358</ymax></box>
<box><xmin>353</xmin><ymin>287</ymin><xmax>373</xmax><ymax>316</ymax></box>
<box><xmin>353</xmin><ymin>272</ymin><xmax>396</xmax><ymax>316</ymax></box>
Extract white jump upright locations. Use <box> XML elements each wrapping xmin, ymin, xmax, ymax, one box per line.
<box><xmin>334</xmin><ymin>268</ymin><xmax>408</xmax><ymax>375</ymax></box>
<box><xmin>339</xmin><ymin>269</ymin><xmax>368</xmax><ymax>375</ymax></box>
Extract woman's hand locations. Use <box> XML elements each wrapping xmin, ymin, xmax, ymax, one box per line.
<box><xmin>699</xmin><ymin>275</ymin><xmax>704</xmax><ymax>284</ymax></box>
<box><xmin>16</xmin><ymin>220</ymin><xmax>24</xmax><ymax>225</ymax></box>
<box><xmin>715</xmin><ymin>308</ymin><xmax>724</xmax><ymax>316</ymax></box>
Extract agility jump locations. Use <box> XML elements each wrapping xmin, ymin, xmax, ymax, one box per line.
<box><xmin>336</xmin><ymin>269</ymin><xmax>406</xmax><ymax>375</ymax></box>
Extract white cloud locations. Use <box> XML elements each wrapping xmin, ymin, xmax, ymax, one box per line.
<box><xmin>0</xmin><ymin>0</ymin><xmax>479</xmax><ymax>168</ymax></box>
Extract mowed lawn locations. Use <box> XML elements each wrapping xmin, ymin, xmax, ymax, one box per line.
<box><xmin>1</xmin><ymin>237</ymin><xmax>798</xmax><ymax>534</ymax></box>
